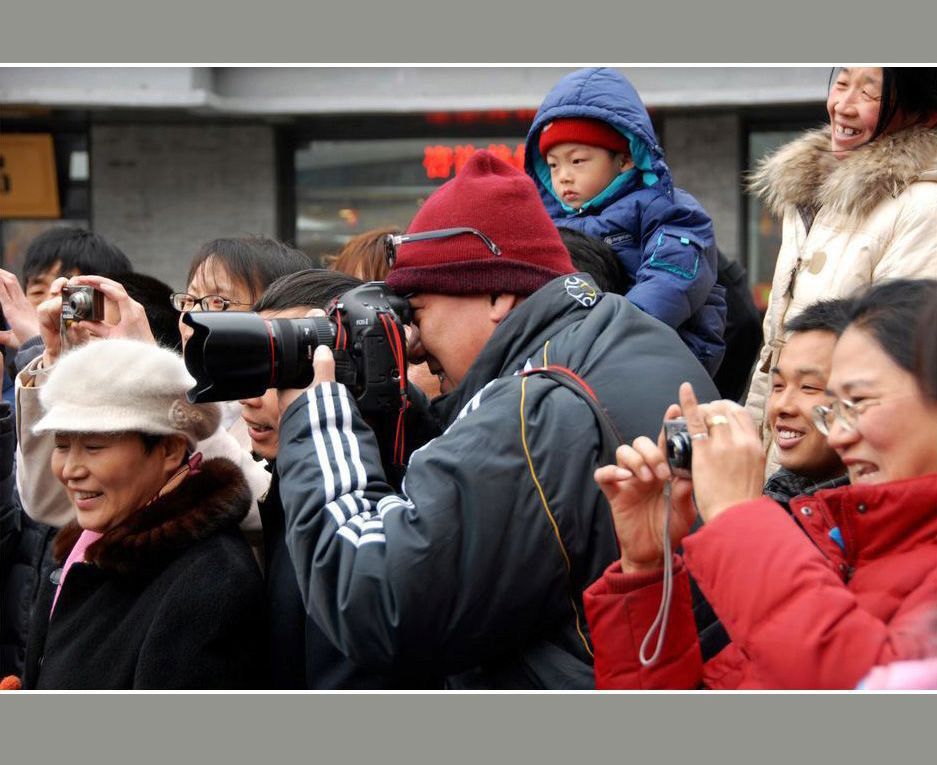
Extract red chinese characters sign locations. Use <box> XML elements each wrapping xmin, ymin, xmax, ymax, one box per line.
<box><xmin>423</xmin><ymin>143</ymin><xmax>526</xmax><ymax>180</ymax></box>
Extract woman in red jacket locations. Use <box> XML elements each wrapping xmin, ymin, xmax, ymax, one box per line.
<box><xmin>585</xmin><ymin>278</ymin><xmax>937</xmax><ymax>689</ymax></box>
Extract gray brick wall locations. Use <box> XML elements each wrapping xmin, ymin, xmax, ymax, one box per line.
<box><xmin>660</xmin><ymin>112</ymin><xmax>742</xmax><ymax>262</ymax></box>
<box><xmin>91</xmin><ymin>123</ymin><xmax>277</xmax><ymax>289</ymax></box>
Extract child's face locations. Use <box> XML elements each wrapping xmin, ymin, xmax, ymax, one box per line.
<box><xmin>546</xmin><ymin>143</ymin><xmax>633</xmax><ymax>209</ymax></box>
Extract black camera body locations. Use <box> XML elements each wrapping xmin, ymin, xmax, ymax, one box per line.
<box><xmin>327</xmin><ymin>282</ymin><xmax>412</xmax><ymax>414</ymax></box>
<box><xmin>61</xmin><ymin>285</ymin><xmax>105</xmax><ymax>324</ymax></box>
<box><xmin>664</xmin><ymin>417</ymin><xmax>692</xmax><ymax>478</ymax></box>
<box><xmin>183</xmin><ymin>282</ymin><xmax>412</xmax><ymax>416</ymax></box>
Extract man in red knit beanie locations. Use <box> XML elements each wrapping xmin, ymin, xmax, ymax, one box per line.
<box><xmin>275</xmin><ymin>149</ymin><xmax>717</xmax><ymax>689</ymax></box>
<box><xmin>384</xmin><ymin>149</ymin><xmax>576</xmax><ymax>394</ymax></box>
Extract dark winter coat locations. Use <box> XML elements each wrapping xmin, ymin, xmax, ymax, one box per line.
<box><xmin>0</xmin><ymin>499</ymin><xmax>56</xmax><ymax>678</ymax></box>
<box><xmin>1</xmin><ymin>400</ymin><xmax>57</xmax><ymax>678</ymax></box>
<box><xmin>23</xmin><ymin>458</ymin><xmax>264</xmax><ymax>689</ymax></box>
<box><xmin>277</xmin><ymin>272</ymin><xmax>718</xmax><ymax>689</ymax></box>
<box><xmin>261</xmin><ymin>465</ymin><xmax>442</xmax><ymax>689</ymax></box>
<box><xmin>525</xmin><ymin>67</ymin><xmax>727</xmax><ymax>375</ymax></box>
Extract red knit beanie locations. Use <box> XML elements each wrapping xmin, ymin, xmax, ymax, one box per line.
<box><xmin>538</xmin><ymin>118</ymin><xmax>630</xmax><ymax>158</ymax></box>
<box><xmin>385</xmin><ymin>150</ymin><xmax>574</xmax><ymax>296</ymax></box>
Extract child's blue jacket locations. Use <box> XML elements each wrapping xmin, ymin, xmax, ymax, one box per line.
<box><xmin>525</xmin><ymin>67</ymin><xmax>726</xmax><ymax>374</ymax></box>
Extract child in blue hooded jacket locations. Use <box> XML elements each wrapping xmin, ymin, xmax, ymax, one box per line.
<box><xmin>526</xmin><ymin>67</ymin><xmax>726</xmax><ymax>374</ymax></box>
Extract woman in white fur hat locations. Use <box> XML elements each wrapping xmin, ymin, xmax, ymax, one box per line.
<box><xmin>16</xmin><ymin>338</ymin><xmax>264</xmax><ymax>689</ymax></box>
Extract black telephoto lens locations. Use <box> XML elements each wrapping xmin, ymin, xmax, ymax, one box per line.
<box><xmin>182</xmin><ymin>312</ymin><xmax>335</xmax><ymax>403</ymax></box>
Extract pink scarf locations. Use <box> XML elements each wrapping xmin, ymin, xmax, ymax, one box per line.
<box><xmin>49</xmin><ymin>529</ymin><xmax>103</xmax><ymax>617</ymax></box>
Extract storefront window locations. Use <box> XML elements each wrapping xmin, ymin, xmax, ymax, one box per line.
<box><xmin>745</xmin><ymin>129</ymin><xmax>803</xmax><ymax>312</ymax></box>
<box><xmin>294</xmin><ymin>136</ymin><xmax>526</xmax><ymax>266</ymax></box>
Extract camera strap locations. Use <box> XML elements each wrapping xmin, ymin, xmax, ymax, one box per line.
<box><xmin>519</xmin><ymin>365</ymin><xmax>622</xmax><ymax>465</ymax></box>
<box><xmin>520</xmin><ymin>364</ymin><xmax>674</xmax><ymax>668</ymax></box>
<box><xmin>519</xmin><ymin>364</ymin><xmax>622</xmax><ymax>660</ymax></box>
<box><xmin>638</xmin><ymin>482</ymin><xmax>674</xmax><ymax>667</ymax></box>
<box><xmin>376</xmin><ymin>312</ymin><xmax>410</xmax><ymax>466</ymax></box>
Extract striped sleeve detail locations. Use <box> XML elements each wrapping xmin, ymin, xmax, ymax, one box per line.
<box><xmin>305</xmin><ymin>382</ymin><xmax>410</xmax><ymax>548</ymax></box>
<box><xmin>447</xmin><ymin>379</ymin><xmax>498</xmax><ymax>432</ymax></box>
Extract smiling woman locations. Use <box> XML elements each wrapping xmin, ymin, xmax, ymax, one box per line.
<box><xmin>51</xmin><ymin>432</ymin><xmax>179</xmax><ymax>533</ymax></box>
<box><xmin>14</xmin><ymin>338</ymin><xmax>265</xmax><ymax>690</ymax></box>
<box><xmin>823</xmin><ymin>280</ymin><xmax>937</xmax><ymax>485</ymax></box>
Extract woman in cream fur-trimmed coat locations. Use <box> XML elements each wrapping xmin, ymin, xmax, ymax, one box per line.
<box><xmin>746</xmin><ymin>122</ymin><xmax>937</xmax><ymax>450</ymax></box>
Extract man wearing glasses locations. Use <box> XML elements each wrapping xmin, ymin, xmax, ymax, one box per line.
<box><xmin>276</xmin><ymin>150</ymin><xmax>717</xmax><ymax>688</ymax></box>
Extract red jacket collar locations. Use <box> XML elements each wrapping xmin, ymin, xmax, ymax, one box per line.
<box><xmin>789</xmin><ymin>473</ymin><xmax>937</xmax><ymax>565</ymax></box>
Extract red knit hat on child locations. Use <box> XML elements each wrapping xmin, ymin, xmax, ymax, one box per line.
<box><xmin>538</xmin><ymin>118</ymin><xmax>630</xmax><ymax>158</ymax></box>
<box><xmin>385</xmin><ymin>150</ymin><xmax>574</xmax><ymax>297</ymax></box>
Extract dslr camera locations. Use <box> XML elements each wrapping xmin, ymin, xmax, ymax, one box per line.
<box><xmin>183</xmin><ymin>281</ymin><xmax>412</xmax><ymax>416</ymax></box>
<box><xmin>61</xmin><ymin>285</ymin><xmax>105</xmax><ymax>325</ymax></box>
<box><xmin>664</xmin><ymin>417</ymin><xmax>692</xmax><ymax>478</ymax></box>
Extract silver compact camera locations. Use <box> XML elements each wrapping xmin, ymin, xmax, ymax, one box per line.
<box><xmin>61</xmin><ymin>285</ymin><xmax>105</xmax><ymax>325</ymax></box>
<box><xmin>664</xmin><ymin>417</ymin><xmax>692</xmax><ymax>478</ymax></box>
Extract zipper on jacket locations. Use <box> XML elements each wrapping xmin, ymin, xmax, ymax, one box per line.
<box><xmin>815</xmin><ymin>501</ymin><xmax>857</xmax><ymax>583</ymax></box>
<box><xmin>785</xmin><ymin>257</ymin><xmax>802</xmax><ymax>298</ymax></box>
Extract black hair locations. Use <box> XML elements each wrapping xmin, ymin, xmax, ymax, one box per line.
<box><xmin>915</xmin><ymin>284</ymin><xmax>937</xmax><ymax>401</ymax></box>
<box><xmin>875</xmin><ymin>68</ymin><xmax>937</xmax><ymax>139</ymax></box>
<box><xmin>186</xmin><ymin>236</ymin><xmax>312</xmax><ymax>303</ymax></box>
<box><xmin>252</xmin><ymin>269</ymin><xmax>363</xmax><ymax>313</ymax></box>
<box><xmin>558</xmin><ymin>228</ymin><xmax>634</xmax><ymax>295</ymax></box>
<box><xmin>784</xmin><ymin>298</ymin><xmax>854</xmax><ymax>337</ymax></box>
<box><xmin>139</xmin><ymin>432</ymin><xmax>165</xmax><ymax>454</ymax></box>
<box><xmin>22</xmin><ymin>227</ymin><xmax>133</xmax><ymax>287</ymax></box>
<box><xmin>845</xmin><ymin>278</ymin><xmax>937</xmax><ymax>374</ymax></box>
<box><xmin>98</xmin><ymin>271</ymin><xmax>181</xmax><ymax>351</ymax></box>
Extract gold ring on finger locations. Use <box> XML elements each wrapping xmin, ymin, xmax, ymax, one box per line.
<box><xmin>706</xmin><ymin>415</ymin><xmax>730</xmax><ymax>427</ymax></box>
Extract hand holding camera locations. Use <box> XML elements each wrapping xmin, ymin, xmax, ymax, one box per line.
<box><xmin>672</xmin><ymin>383</ymin><xmax>764</xmax><ymax>524</ymax></box>
<box><xmin>596</xmin><ymin>383</ymin><xmax>765</xmax><ymax>574</ymax></box>
<box><xmin>37</xmin><ymin>277</ymin><xmax>84</xmax><ymax>369</ymax></box>
<box><xmin>64</xmin><ymin>275</ymin><xmax>156</xmax><ymax>345</ymax></box>
<box><xmin>37</xmin><ymin>275</ymin><xmax>155</xmax><ymax>372</ymax></box>
<box><xmin>595</xmin><ymin>404</ymin><xmax>696</xmax><ymax>574</ymax></box>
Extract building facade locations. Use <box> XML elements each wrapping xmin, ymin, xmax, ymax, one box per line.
<box><xmin>0</xmin><ymin>66</ymin><xmax>829</xmax><ymax>304</ymax></box>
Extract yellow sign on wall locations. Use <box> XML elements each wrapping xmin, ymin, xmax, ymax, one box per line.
<box><xmin>0</xmin><ymin>133</ymin><xmax>61</xmax><ymax>219</ymax></box>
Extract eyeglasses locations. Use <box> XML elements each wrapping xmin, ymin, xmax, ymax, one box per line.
<box><xmin>812</xmin><ymin>399</ymin><xmax>882</xmax><ymax>436</ymax></box>
<box><xmin>170</xmin><ymin>293</ymin><xmax>252</xmax><ymax>313</ymax></box>
<box><xmin>383</xmin><ymin>227</ymin><xmax>501</xmax><ymax>268</ymax></box>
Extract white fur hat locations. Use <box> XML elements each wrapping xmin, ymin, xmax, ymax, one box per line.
<box><xmin>33</xmin><ymin>339</ymin><xmax>221</xmax><ymax>449</ymax></box>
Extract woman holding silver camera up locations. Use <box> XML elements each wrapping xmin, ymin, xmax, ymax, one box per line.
<box><xmin>585</xmin><ymin>279</ymin><xmax>937</xmax><ymax>689</ymax></box>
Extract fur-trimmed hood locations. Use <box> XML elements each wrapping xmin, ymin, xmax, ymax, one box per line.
<box><xmin>749</xmin><ymin>125</ymin><xmax>937</xmax><ymax>221</ymax></box>
<box><xmin>52</xmin><ymin>457</ymin><xmax>250</xmax><ymax>578</ymax></box>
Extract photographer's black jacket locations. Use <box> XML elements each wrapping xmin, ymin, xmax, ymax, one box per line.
<box><xmin>277</xmin><ymin>273</ymin><xmax>718</xmax><ymax>688</ymax></box>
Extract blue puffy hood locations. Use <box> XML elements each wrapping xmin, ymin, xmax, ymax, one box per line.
<box><xmin>525</xmin><ymin>68</ymin><xmax>673</xmax><ymax>216</ymax></box>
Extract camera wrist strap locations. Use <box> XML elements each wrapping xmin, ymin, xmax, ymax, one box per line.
<box><xmin>638</xmin><ymin>480</ymin><xmax>675</xmax><ymax>667</ymax></box>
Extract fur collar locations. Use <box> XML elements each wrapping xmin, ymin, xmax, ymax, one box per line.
<box><xmin>53</xmin><ymin>457</ymin><xmax>250</xmax><ymax>578</ymax></box>
<box><xmin>749</xmin><ymin>125</ymin><xmax>937</xmax><ymax>221</ymax></box>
